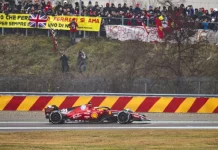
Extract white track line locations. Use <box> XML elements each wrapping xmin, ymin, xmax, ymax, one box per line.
<box><xmin>0</xmin><ymin>127</ymin><xmax>218</xmax><ymax>130</ymax></box>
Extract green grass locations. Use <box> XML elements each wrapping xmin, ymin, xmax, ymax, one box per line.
<box><xmin>0</xmin><ymin>130</ymin><xmax>218</xmax><ymax>150</ymax></box>
<box><xmin>0</xmin><ymin>34</ymin><xmax>217</xmax><ymax>78</ymax></box>
<box><xmin>0</xmin><ymin>34</ymin><xmax>122</xmax><ymax>76</ymax></box>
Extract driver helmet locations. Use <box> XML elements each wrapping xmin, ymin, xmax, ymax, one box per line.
<box><xmin>88</xmin><ymin>102</ymin><xmax>92</xmax><ymax>107</ymax></box>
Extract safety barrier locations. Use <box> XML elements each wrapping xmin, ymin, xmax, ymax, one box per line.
<box><xmin>0</xmin><ymin>94</ymin><xmax>217</xmax><ymax>113</ymax></box>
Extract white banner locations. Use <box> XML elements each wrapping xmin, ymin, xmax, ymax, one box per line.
<box><xmin>105</xmin><ymin>25</ymin><xmax>161</xmax><ymax>42</ymax></box>
<box><xmin>105</xmin><ymin>25</ymin><xmax>218</xmax><ymax>45</ymax></box>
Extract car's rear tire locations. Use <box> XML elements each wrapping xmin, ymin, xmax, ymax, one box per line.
<box><xmin>117</xmin><ymin>111</ymin><xmax>130</xmax><ymax>124</ymax></box>
<box><xmin>49</xmin><ymin>112</ymin><xmax>64</xmax><ymax>124</ymax></box>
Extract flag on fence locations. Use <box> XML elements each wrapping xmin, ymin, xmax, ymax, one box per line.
<box><xmin>29</xmin><ymin>14</ymin><xmax>47</xmax><ymax>28</ymax></box>
<box><xmin>142</xmin><ymin>22</ymin><xmax>149</xmax><ymax>34</ymax></box>
<box><xmin>49</xmin><ymin>27</ymin><xmax>58</xmax><ymax>52</ymax></box>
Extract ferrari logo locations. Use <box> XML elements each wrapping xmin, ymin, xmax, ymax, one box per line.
<box><xmin>91</xmin><ymin>112</ymin><xmax>98</xmax><ymax>119</ymax></box>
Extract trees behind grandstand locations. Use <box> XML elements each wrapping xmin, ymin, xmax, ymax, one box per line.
<box><xmin>157</xmin><ymin>0</ymin><xmax>186</xmax><ymax>7</ymax></box>
<box><xmin>153</xmin><ymin>0</ymin><xmax>211</xmax><ymax>93</ymax></box>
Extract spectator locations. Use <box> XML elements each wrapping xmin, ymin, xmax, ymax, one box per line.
<box><xmin>202</xmin><ymin>18</ymin><xmax>209</xmax><ymax>30</ymax></box>
<box><xmin>122</xmin><ymin>3</ymin><xmax>129</xmax><ymax>14</ymax></box>
<box><xmin>74</xmin><ymin>2</ymin><xmax>79</xmax><ymax>14</ymax></box>
<box><xmin>117</xmin><ymin>3</ymin><xmax>122</xmax><ymax>13</ymax></box>
<box><xmin>33</xmin><ymin>0</ymin><xmax>39</xmax><ymax>10</ymax></box>
<box><xmin>110</xmin><ymin>3</ymin><xmax>116</xmax><ymax>12</ymax></box>
<box><xmin>68</xmin><ymin>20</ymin><xmax>78</xmax><ymax>45</ymax></box>
<box><xmin>134</xmin><ymin>4</ymin><xmax>141</xmax><ymax>15</ymax></box>
<box><xmin>15</xmin><ymin>1</ymin><xmax>22</xmax><ymax>13</ymax></box>
<box><xmin>54</xmin><ymin>1</ymin><xmax>62</xmax><ymax>14</ymax></box>
<box><xmin>86</xmin><ymin>1</ymin><xmax>93</xmax><ymax>16</ymax></box>
<box><xmin>103</xmin><ymin>2</ymin><xmax>111</xmax><ymax>15</ymax></box>
<box><xmin>92</xmin><ymin>1</ymin><xmax>99</xmax><ymax>11</ymax></box>
<box><xmin>77</xmin><ymin>50</ymin><xmax>87</xmax><ymax>73</ymax></box>
<box><xmin>2</xmin><ymin>0</ymin><xmax>218</xmax><ymax>34</ymax></box>
<box><xmin>41</xmin><ymin>0</ymin><xmax>46</xmax><ymax>10</ymax></box>
<box><xmin>60</xmin><ymin>54</ymin><xmax>69</xmax><ymax>72</ymax></box>
<box><xmin>186</xmin><ymin>5</ymin><xmax>194</xmax><ymax>17</ymax></box>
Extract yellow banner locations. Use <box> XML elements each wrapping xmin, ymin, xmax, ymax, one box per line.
<box><xmin>47</xmin><ymin>16</ymin><xmax>102</xmax><ymax>31</ymax></box>
<box><xmin>0</xmin><ymin>14</ymin><xmax>30</xmax><ymax>28</ymax></box>
<box><xmin>0</xmin><ymin>13</ymin><xmax>102</xmax><ymax>31</ymax></box>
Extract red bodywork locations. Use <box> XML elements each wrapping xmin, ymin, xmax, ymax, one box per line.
<box><xmin>63</xmin><ymin>104</ymin><xmax>114</xmax><ymax>121</ymax></box>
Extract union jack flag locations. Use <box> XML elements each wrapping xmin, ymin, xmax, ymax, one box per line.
<box><xmin>29</xmin><ymin>14</ymin><xmax>47</xmax><ymax>28</ymax></box>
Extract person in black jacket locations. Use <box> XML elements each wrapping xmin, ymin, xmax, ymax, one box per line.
<box><xmin>60</xmin><ymin>54</ymin><xmax>69</xmax><ymax>72</ymax></box>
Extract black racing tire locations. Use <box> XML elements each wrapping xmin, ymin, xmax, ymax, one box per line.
<box><xmin>49</xmin><ymin>112</ymin><xmax>64</xmax><ymax>124</ymax></box>
<box><xmin>117</xmin><ymin>111</ymin><xmax>130</xmax><ymax>124</ymax></box>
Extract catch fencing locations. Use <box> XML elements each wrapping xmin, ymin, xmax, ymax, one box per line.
<box><xmin>0</xmin><ymin>76</ymin><xmax>218</xmax><ymax>94</ymax></box>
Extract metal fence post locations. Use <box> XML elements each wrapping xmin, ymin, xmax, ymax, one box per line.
<box><xmin>25</xmin><ymin>28</ymin><xmax>28</xmax><ymax>36</ymax></box>
<box><xmin>144</xmin><ymin>82</ymin><xmax>147</xmax><ymax>93</ymax></box>
<box><xmin>198</xmin><ymin>81</ymin><xmax>201</xmax><ymax>94</ymax></box>
<box><xmin>47</xmin><ymin>29</ymin><xmax>50</xmax><ymax>37</ymax></box>
<box><xmin>83</xmin><ymin>31</ymin><xmax>86</xmax><ymax>38</ymax></box>
<box><xmin>147</xmin><ymin>16</ymin><xmax>149</xmax><ymax>27</ymax></box>
<box><xmin>122</xmin><ymin>16</ymin><xmax>124</xmax><ymax>25</ymax></box>
<box><xmin>2</xmin><ymin>28</ymin><xmax>4</xmax><ymax>35</ymax></box>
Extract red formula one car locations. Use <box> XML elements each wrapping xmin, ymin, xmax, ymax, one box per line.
<box><xmin>44</xmin><ymin>102</ymin><xmax>150</xmax><ymax>124</ymax></box>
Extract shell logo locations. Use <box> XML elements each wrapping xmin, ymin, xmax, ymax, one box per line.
<box><xmin>91</xmin><ymin>112</ymin><xmax>98</xmax><ymax>119</ymax></box>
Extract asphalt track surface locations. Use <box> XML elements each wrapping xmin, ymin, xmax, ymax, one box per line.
<box><xmin>0</xmin><ymin>111</ymin><xmax>218</xmax><ymax>131</ymax></box>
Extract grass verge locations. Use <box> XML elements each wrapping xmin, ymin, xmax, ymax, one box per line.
<box><xmin>0</xmin><ymin>130</ymin><xmax>218</xmax><ymax>150</ymax></box>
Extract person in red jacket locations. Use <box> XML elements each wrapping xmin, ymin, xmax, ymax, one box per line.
<box><xmin>68</xmin><ymin>20</ymin><xmax>79</xmax><ymax>45</ymax></box>
<box><xmin>155</xmin><ymin>15</ymin><xmax>164</xmax><ymax>39</ymax></box>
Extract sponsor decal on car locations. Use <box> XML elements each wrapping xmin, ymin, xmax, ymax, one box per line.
<box><xmin>84</xmin><ymin>112</ymin><xmax>90</xmax><ymax>115</ymax></box>
<box><xmin>73</xmin><ymin>114</ymin><xmax>82</xmax><ymax>119</ymax></box>
<box><xmin>84</xmin><ymin>116</ymin><xmax>90</xmax><ymax>119</ymax></box>
<box><xmin>61</xmin><ymin>109</ymin><xmax>68</xmax><ymax>113</ymax></box>
<box><xmin>91</xmin><ymin>112</ymin><xmax>98</xmax><ymax>119</ymax></box>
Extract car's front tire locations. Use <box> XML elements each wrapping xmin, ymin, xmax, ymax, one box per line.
<box><xmin>49</xmin><ymin>112</ymin><xmax>64</xmax><ymax>124</ymax></box>
<box><xmin>117</xmin><ymin>111</ymin><xmax>130</xmax><ymax>124</ymax></box>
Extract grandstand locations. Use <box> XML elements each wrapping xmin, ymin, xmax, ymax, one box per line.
<box><xmin>38</xmin><ymin>0</ymin><xmax>218</xmax><ymax>10</ymax></box>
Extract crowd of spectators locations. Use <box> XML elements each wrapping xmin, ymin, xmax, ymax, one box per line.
<box><xmin>0</xmin><ymin>0</ymin><xmax>218</xmax><ymax>29</ymax></box>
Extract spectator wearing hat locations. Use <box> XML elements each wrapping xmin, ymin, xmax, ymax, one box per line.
<box><xmin>155</xmin><ymin>15</ymin><xmax>164</xmax><ymax>39</ymax></box>
<box><xmin>103</xmin><ymin>2</ymin><xmax>111</xmax><ymax>15</ymax></box>
<box><xmin>134</xmin><ymin>3</ymin><xmax>141</xmax><ymax>15</ymax></box>
<box><xmin>63</xmin><ymin>0</ymin><xmax>68</xmax><ymax>9</ymax></box>
<box><xmin>44</xmin><ymin>1</ymin><xmax>52</xmax><ymax>13</ymax></box>
<box><xmin>86</xmin><ymin>1</ymin><xmax>93</xmax><ymax>16</ymax></box>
